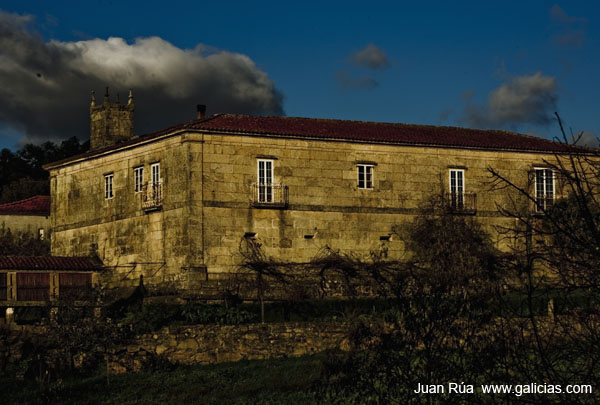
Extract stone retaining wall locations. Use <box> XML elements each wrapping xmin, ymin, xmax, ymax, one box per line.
<box><xmin>108</xmin><ymin>322</ymin><xmax>351</xmax><ymax>373</ymax></box>
<box><xmin>0</xmin><ymin>324</ymin><xmax>47</xmax><ymax>375</ymax></box>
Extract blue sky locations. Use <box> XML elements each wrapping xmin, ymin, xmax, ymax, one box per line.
<box><xmin>0</xmin><ymin>0</ymin><xmax>598</xmax><ymax>150</ymax></box>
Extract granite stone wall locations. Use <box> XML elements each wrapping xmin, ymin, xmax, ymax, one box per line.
<box><xmin>0</xmin><ymin>214</ymin><xmax>50</xmax><ymax>238</ymax></box>
<box><xmin>107</xmin><ymin>322</ymin><xmax>351</xmax><ymax>373</ymax></box>
<box><xmin>49</xmin><ymin>128</ymin><xmax>566</xmax><ymax>293</ymax></box>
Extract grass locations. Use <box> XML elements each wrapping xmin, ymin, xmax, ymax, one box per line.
<box><xmin>0</xmin><ymin>355</ymin><xmax>325</xmax><ymax>405</ymax></box>
<box><xmin>498</xmin><ymin>288</ymin><xmax>600</xmax><ymax>317</ymax></box>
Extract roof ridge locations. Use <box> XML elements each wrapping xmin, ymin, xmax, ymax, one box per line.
<box><xmin>196</xmin><ymin>114</ymin><xmax>584</xmax><ymax>150</ymax></box>
<box><xmin>210</xmin><ymin>114</ymin><xmax>561</xmax><ymax>141</ymax></box>
<box><xmin>45</xmin><ymin>114</ymin><xmax>589</xmax><ymax>170</ymax></box>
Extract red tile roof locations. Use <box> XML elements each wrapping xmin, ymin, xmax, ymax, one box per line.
<box><xmin>45</xmin><ymin>114</ymin><xmax>588</xmax><ymax>169</ymax></box>
<box><xmin>186</xmin><ymin>115</ymin><xmax>573</xmax><ymax>153</ymax></box>
<box><xmin>0</xmin><ymin>256</ymin><xmax>100</xmax><ymax>271</ymax></box>
<box><xmin>0</xmin><ymin>195</ymin><xmax>50</xmax><ymax>216</ymax></box>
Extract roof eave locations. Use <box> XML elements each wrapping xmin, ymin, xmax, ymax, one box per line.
<box><xmin>43</xmin><ymin>129</ymin><xmax>189</xmax><ymax>170</ymax></box>
<box><xmin>0</xmin><ymin>211</ymin><xmax>50</xmax><ymax>216</ymax></box>
<box><xmin>189</xmin><ymin>128</ymin><xmax>579</xmax><ymax>155</ymax></box>
<box><xmin>43</xmin><ymin>125</ymin><xmax>588</xmax><ymax>171</ymax></box>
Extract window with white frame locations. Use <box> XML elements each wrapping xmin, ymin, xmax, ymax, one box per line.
<box><xmin>151</xmin><ymin>163</ymin><xmax>160</xmax><ymax>185</ymax></box>
<box><xmin>534</xmin><ymin>168</ymin><xmax>554</xmax><ymax>212</ymax></box>
<box><xmin>449</xmin><ymin>169</ymin><xmax>465</xmax><ymax>209</ymax></box>
<box><xmin>257</xmin><ymin>159</ymin><xmax>273</xmax><ymax>203</ymax></box>
<box><xmin>357</xmin><ymin>164</ymin><xmax>374</xmax><ymax>189</ymax></box>
<box><xmin>134</xmin><ymin>167</ymin><xmax>144</xmax><ymax>193</ymax></box>
<box><xmin>104</xmin><ymin>174</ymin><xmax>114</xmax><ymax>199</ymax></box>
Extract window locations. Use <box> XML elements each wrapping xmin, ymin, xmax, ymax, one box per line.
<box><xmin>534</xmin><ymin>168</ymin><xmax>554</xmax><ymax>212</ymax></box>
<box><xmin>142</xmin><ymin>163</ymin><xmax>163</xmax><ymax>211</ymax></box>
<box><xmin>257</xmin><ymin>159</ymin><xmax>273</xmax><ymax>203</ymax></box>
<box><xmin>134</xmin><ymin>167</ymin><xmax>144</xmax><ymax>193</ymax></box>
<box><xmin>449</xmin><ymin>169</ymin><xmax>465</xmax><ymax>209</ymax></box>
<box><xmin>151</xmin><ymin>163</ymin><xmax>160</xmax><ymax>185</ymax></box>
<box><xmin>357</xmin><ymin>164</ymin><xmax>374</xmax><ymax>189</ymax></box>
<box><xmin>104</xmin><ymin>174</ymin><xmax>114</xmax><ymax>199</ymax></box>
<box><xmin>38</xmin><ymin>228</ymin><xmax>45</xmax><ymax>241</ymax></box>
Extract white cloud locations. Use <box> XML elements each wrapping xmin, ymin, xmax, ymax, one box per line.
<box><xmin>461</xmin><ymin>72</ymin><xmax>558</xmax><ymax>129</ymax></box>
<box><xmin>349</xmin><ymin>43</ymin><xmax>390</xmax><ymax>70</ymax></box>
<box><xmin>0</xmin><ymin>11</ymin><xmax>284</xmax><ymax>143</ymax></box>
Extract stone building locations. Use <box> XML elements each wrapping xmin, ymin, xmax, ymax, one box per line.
<box><xmin>0</xmin><ymin>195</ymin><xmax>51</xmax><ymax>241</ymax></box>
<box><xmin>44</xmin><ymin>94</ymin><xmax>574</xmax><ymax>294</ymax></box>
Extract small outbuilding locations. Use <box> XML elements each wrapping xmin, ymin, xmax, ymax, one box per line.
<box><xmin>0</xmin><ymin>195</ymin><xmax>51</xmax><ymax>240</ymax></box>
<box><xmin>0</xmin><ymin>256</ymin><xmax>101</xmax><ymax>323</ymax></box>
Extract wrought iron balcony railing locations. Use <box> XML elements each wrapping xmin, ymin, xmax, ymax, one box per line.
<box><xmin>445</xmin><ymin>192</ymin><xmax>477</xmax><ymax>214</ymax></box>
<box><xmin>251</xmin><ymin>183</ymin><xmax>289</xmax><ymax>208</ymax></box>
<box><xmin>142</xmin><ymin>182</ymin><xmax>163</xmax><ymax>211</ymax></box>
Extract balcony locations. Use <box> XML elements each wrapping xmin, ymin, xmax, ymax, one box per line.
<box><xmin>251</xmin><ymin>183</ymin><xmax>289</xmax><ymax>208</ymax></box>
<box><xmin>142</xmin><ymin>182</ymin><xmax>163</xmax><ymax>212</ymax></box>
<box><xmin>445</xmin><ymin>192</ymin><xmax>477</xmax><ymax>215</ymax></box>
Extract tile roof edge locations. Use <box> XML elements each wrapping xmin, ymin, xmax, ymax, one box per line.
<box><xmin>0</xmin><ymin>195</ymin><xmax>51</xmax><ymax>215</ymax></box>
<box><xmin>43</xmin><ymin>115</ymin><xmax>222</xmax><ymax>169</ymax></box>
<box><xmin>0</xmin><ymin>255</ymin><xmax>102</xmax><ymax>270</ymax></box>
<box><xmin>185</xmin><ymin>126</ymin><xmax>579</xmax><ymax>154</ymax></box>
<box><xmin>0</xmin><ymin>195</ymin><xmax>49</xmax><ymax>206</ymax></box>
<box><xmin>43</xmin><ymin>114</ymin><xmax>594</xmax><ymax>169</ymax></box>
<box><xmin>0</xmin><ymin>211</ymin><xmax>49</xmax><ymax>216</ymax></box>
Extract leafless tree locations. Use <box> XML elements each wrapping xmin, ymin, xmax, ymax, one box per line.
<box><xmin>487</xmin><ymin>113</ymin><xmax>600</xmax><ymax>403</ymax></box>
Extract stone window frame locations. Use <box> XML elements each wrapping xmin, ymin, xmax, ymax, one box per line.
<box><xmin>357</xmin><ymin>164</ymin><xmax>374</xmax><ymax>190</ymax></box>
<box><xmin>448</xmin><ymin>168</ymin><xmax>467</xmax><ymax>211</ymax></box>
<box><xmin>257</xmin><ymin>159</ymin><xmax>274</xmax><ymax>203</ymax></box>
<box><xmin>449</xmin><ymin>168</ymin><xmax>465</xmax><ymax>194</ymax></box>
<box><xmin>104</xmin><ymin>173</ymin><xmax>114</xmax><ymax>200</ymax></box>
<box><xmin>150</xmin><ymin>162</ymin><xmax>161</xmax><ymax>185</ymax></box>
<box><xmin>134</xmin><ymin>166</ymin><xmax>144</xmax><ymax>193</ymax></box>
<box><xmin>533</xmin><ymin>167</ymin><xmax>555</xmax><ymax>212</ymax></box>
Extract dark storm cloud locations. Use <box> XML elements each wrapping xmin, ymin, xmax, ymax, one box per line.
<box><xmin>349</xmin><ymin>43</ymin><xmax>391</xmax><ymax>70</ymax></box>
<box><xmin>460</xmin><ymin>72</ymin><xmax>558</xmax><ymax>129</ymax></box>
<box><xmin>0</xmin><ymin>11</ymin><xmax>284</xmax><ymax>143</ymax></box>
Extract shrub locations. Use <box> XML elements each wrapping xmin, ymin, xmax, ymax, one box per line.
<box><xmin>180</xmin><ymin>302</ymin><xmax>257</xmax><ymax>325</ymax></box>
<box><xmin>123</xmin><ymin>304</ymin><xmax>181</xmax><ymax>334</ymax></box>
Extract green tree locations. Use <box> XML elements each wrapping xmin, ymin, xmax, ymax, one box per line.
<box><xmin>0</xmin><ymin>137</ymin><xmax>88</xmax><ymax>203</ymax></box>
